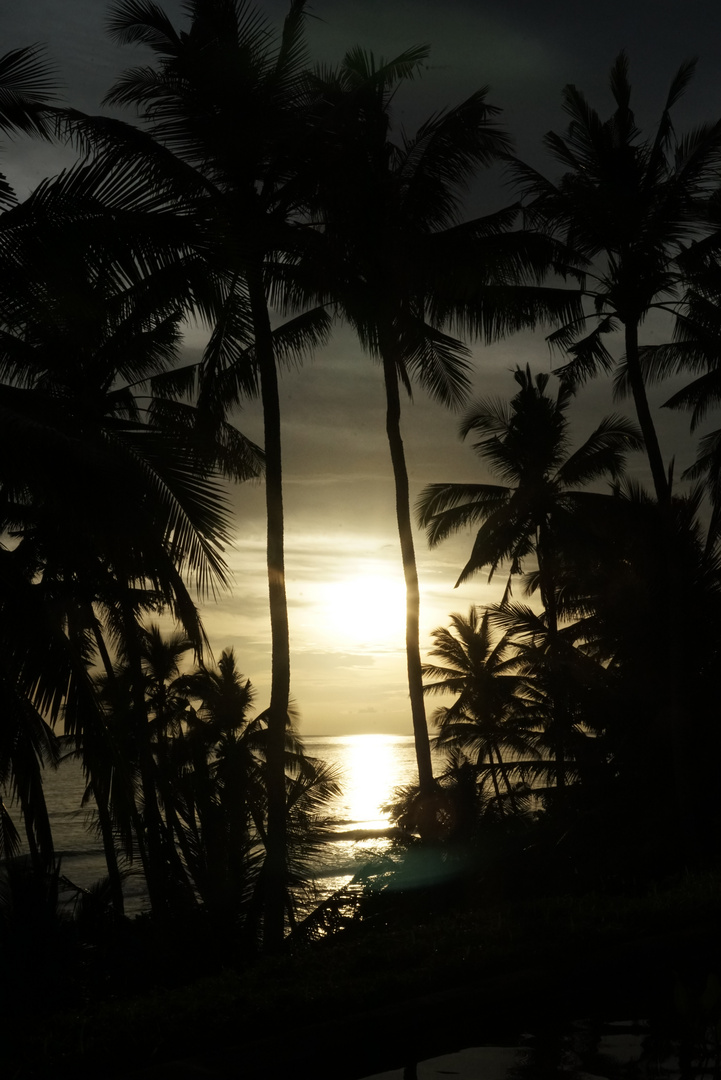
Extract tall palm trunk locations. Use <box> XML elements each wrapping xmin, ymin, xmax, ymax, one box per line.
<box><xmin>90</xmin><ymin>778</ymin><xmax>126</xmax><ymax>918</ymax></box>
<box><xmin>16</xmin><ymin>785</ymin><xmax>46</xmax><ymax>873</ymax></box>
<box><xmin>9</xmin><ymin>744</ymin><xmax>55</xmax><ymax>874</ymax></box>
<box><xmin>491</xmin><ymin>740</ymin><xmax>520</xmax><ymax>814</ymax></box>
<box><xmin>624</xmin><ymin>320</ymin><xmax>671</xmax><ymax>504</ymax></box>
<box><xmin>91</xmin><ymin>622</ymin><xmax>128</xmax><ymax>916</ymax></box>
<box><xmin>248</xmin><ymin>266</ymin><xmax>289</xmax><ymax>952</ymax></box>
<box><xmin>537</xmin><ymin>521</ymin><xmax>565</xmax><ymax>794</ymax></box>
<box><xmin>624</xmin><ymin>323</ymin><xmax>693</xmax><ymax>830</ymax></box>
<box><xmin>120</xmin><ymin>598</ymin><xmax>176</xmax><ymax>915</ymax></box>
<box><xmin>381</xmin><ymin>344</ymin><xmax>435</xmax><ymax>799</ymax></box>
<box><xmin>483</xmin><ymin>747</ymin><xmax>505</xmax><ymax>816</ymax></box>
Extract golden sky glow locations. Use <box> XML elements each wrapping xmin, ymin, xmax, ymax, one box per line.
<box><xmin>313</xmin><ymin>571</ymin><xmax>407</xmax><ymax>650</ymax></box>
<box><xmin>3</xmin><ymin>0</ymin><xmax>712</xmax><ymax>738</ymax></box>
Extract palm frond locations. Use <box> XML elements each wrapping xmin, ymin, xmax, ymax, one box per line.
<box><xmin>552</xmin><ymin>316</ymin><xmax>618</xmax><ymax>385</ymax></box>
<box><xmin>398</xmin><ymin>319</ymin><xmax>472</xmax><ymax>408</ymax></box>
<box><xmin>416</xmin><ymin>482</ymin><xmax>511</xmax><ymax>545</ymax></box>
<box><xmin>106</xmin><ymin>1</ymin><xmax>184</xmax><ymax>51</ymax></box>
<box><xmin>558</xmin><ymin>414</ymin><xmax>643</xmax><ymax>486</ymax></box>
<box><xmin>0</xmin><ymin>45</ymin><xmax>59</xmax><ymax>139</ymax></box>
<box><xmin>399</xmin><ymin>89</ymin><xmax>510</xmax><ymax>230</ymax></box>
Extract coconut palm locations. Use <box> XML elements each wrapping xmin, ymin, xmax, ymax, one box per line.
<box><xmin>418</xmin><ymin>365</ymin><xmax>642</xmax><ymax>596</ymax></box>
<box><xmin>101</xmin><ymin>0</ymin><xmax>332</xmax><ymax>948</ymax></box>
<box><xmin>418</xmin><ymin>365</ymin><xmax>642</xmax><ymax>789</ymax></box>
<box><xmin>304</xmin><ymin>49</ymin><xmax>576</xmax><ymax>807</ymax></box>
<box><xmin>0</xmin><ymin>562</ymin><xmax>60</xmax><ymax>871</ymax></box>
<box><xmin>509</xmin><ymin>52</ymin><xmax>721</xmax><ymax>503</ymax></box>
<box><xmin>0</xmin><ymin>44</ymin><xmax>59</xmax><ymax>210</ymax></box>
<box><xmin>543</xmin><ymin>479</ymin><xmax>721</xmax><ymax>840</ymax></box>
<box><xmin>0</xmin><ymin>51</ymin><xmax>70</xmax><ymax>867</ymax></box>
<box><xmin>487</xmin><ymin>597</ymin><xmax>614</xmax><ymax>806</ymax></box>
<box><xmin>649</xmin><ymin>268</ymin><xmax>721</xmax><ymax>551</ymax></box>
<box><xmin>164</xmin><ymin>648</ymin><xmax>341</xmax><ymax>939</ymax></box>
<box><xmin>423</xmin><ymin>607</ymin><xmax>538</xmax><ymax>815</ymax></box>
<box><xmin>171</xmin><ymin>649</ymin><xmax>267</xmax><ymax>921</ymax></box>
<box><xmin>0</xmin><ymin>155</ymin><xmax>262</xmax><ymax>915</ymax></box>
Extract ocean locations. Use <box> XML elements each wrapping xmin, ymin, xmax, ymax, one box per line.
<box><xmin>35</xmin><ymin>732</ymin><xmax>427</xmax><ymax>915</ymax></box>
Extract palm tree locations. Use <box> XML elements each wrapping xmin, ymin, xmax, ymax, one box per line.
<box><xmin>0</xmin><ymin>566</ymin><xmax>60</xmax><ymax>871</ymax></box>
<box><xmin>487</xmin><ymin>597</ymin><xmax>613</xmax><ymax>807</ymax></box>
<box><xmin>0</xmin><ymin>51</ymin><xmax>70</xmax><ymax>869</ymax></box>
<box><xmin>417</xmin><ymin>365</ymin><xmax>642</xmax><ymax>789</ymax></box>
<box><xmin>305</xmin><ymin>49</ymin><xmax>558</xmax><ymax>807</ymax></box>
<box><xmin>650</xmin><ymin>269</ymin><xmax>721</xmax><ymax>551</ymax></box>
<box><xmin>544</xmin><ymin>479</ymin><xmax>721</xmax><ymax>842</ymax></box>
<box><xmin>102</xmin><ymin>0</ymin><xmax>332</xmax><ymax>948</ymax></box>
<box><xmin>418</xmin><ymin>365</ymin><xmax>642</xmax><ymax>594</ymax></box>
<box><xmin>165</xmin><ymin>648</ymin><xmax>341</xmax><ymax>939</ymax></box>
<box><xmin>0</xmin><ymin>156</ymin><xmax>261</xmax><ymax>915</ymax></box>
<box><xmin>173</xmin><ymin>648</ymin><xmax>266</xmax><ymax>922</ymax></box>
<box><xmin>423</xmin><ymin>607</ymin><xmax>538</xmax><ymax>815</ymax></box>
<box><xmin>509</xmin><ymin>52</ymin><xmax>721</xmax><ymax>503</ymax></box>
<box><xmin>0</xmin><ymin>44</ymin><xmax>59</xmax><ymax>210</ymax></box>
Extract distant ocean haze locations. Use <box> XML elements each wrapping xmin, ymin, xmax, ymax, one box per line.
<box><xmin>27</xmin><ymin>733</ymin><xmax>438</xmax><ymax>913</ymax></box>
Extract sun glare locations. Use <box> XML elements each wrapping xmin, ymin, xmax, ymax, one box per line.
<box><xmin>321</xmin><ymin>572</ymin><xmax>407</xmax><ymax>649</ymax></box>
<box><xmin>331</xmin><ymin>734</ymin><xmax>406</xmax><ymax>829</ymax></box>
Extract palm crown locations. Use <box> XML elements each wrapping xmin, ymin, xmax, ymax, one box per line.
<box><xmin>423</xmin><ymin>607</ymin><xmax>538</xmax><ymax>816</ymax></box>
<box><xmin>509</xmin><ymin>52</ymin><xmax>721</xmax><ymax>501</ymax></box>
<box><xmin>418</xmin><ymin>365</ymin><xmax>643</xmax><ymax>598</ymax></box>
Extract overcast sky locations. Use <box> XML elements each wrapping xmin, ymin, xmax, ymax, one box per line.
<box><xmin>3</xmin><ymin>1</ymin><xmax>720</xmax><ymax>734</ymax></box>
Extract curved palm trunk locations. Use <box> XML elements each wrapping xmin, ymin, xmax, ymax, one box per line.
<box><xmin>90</xmin><ymin>779</ymin><xmax>126</xmax><ymax>918</ymax></box>
<box><xmin>120</xmin><ymin>597</ymin><xmax>178</xmax><ymax>916</ymax></box>
<box><xmin>484</xmin><ymin>747</ymin><xmax>505</xmax><ymax>816</ymax></box>
<box><xmin>91</xmin><ymin>623</ymin><xmax>127</xmax><ymax>917</ymax></box>
<box><xmin>381</xmin><ymin>348</ymin><xmax>435</xmax><ymax>800</ymax></box>
<box><xmin>153</xmin><ymin>735</ymin><xmax>200</xmax><ymax>910</ymax></box>
<box><xmin>624</xmin><ymin>320</ymin><xmax>671</xmax><ymax>504</ymax></box>
<box><xmin>491</xmin><ymin>740</ymin><xmax>520</xmax><ymax>814</ymax></box>
<box><xmin>10</xmin><ymin>744</ymin><xmax>55</xmax><ymax>874</ymax></box>
<box><xmin>248</xmin><ymin>266</ymin><xmax>289</xmax><ymax>953</ymax></box>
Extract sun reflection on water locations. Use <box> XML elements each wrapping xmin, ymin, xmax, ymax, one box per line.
<box><xmin>318</xmin><ymin>733</ymin><xmax>415</xmax><ymax>832</ymax></box>
<box><xmin>304</xmin><ymin>733</ymin><xmax>420</xmax><ymax>896</ymax></box>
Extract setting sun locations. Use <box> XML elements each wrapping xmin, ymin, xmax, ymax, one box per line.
<box><xmin>321</xmin><ymin>572</ymin><xmax>407</xmax><ymax>649</ymax></box>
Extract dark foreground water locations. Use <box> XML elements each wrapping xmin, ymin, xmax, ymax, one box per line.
<box><xmin>33</xmin><ymin>733</ymin><xmax>426</xmax><ymax>913</ymax></box>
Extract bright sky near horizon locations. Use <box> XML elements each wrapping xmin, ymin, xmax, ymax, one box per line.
<box><xmin>3</xmin><ymin>0</ymin><xmax>720</xmax><ymax>734</ymax></box>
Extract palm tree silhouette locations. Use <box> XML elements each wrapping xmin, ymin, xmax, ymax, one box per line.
<box><xmin>654</xmin><ymin>276</ymin><xmax>721</xmax><ymax>552</ymax></box>
<box><xmin>547</xmin><ymin>480</ymin><xmax>721</xmax><ymax>840</ymax></box>
<box><xmin>102</xmin><ymin>0</ymin><xmax>330</xmax><ymax>947</ymax></box>
<box><xmin>306</xmin><ymin>47</ymin><xmax>518</xmax><ymax>805</ymax></box>
<box><xmin>174</xmin><ymin>648</ymin><xmax>266</xmax><ymax>921</ymax></box>
<box><xmin>0</xmin><ymin>565</ymin><xmax>60</xmax><ymax>871</ymax></box>
<box><xmin>423</xmin><ymin>607</ymin><xmax>537</xmax><ymax>815</ymax></box>
<box><xmin>165</xmin><ymin>648</ymin><xmax>341</xmax><ymax>936</ymax></box>
<box><xmin>0</xmin><ymin>157</ymin><xmax>260</xmax><ymax>913</ymax></box>
<box><xmin>0</xmin><ymin>46</ymin><xmax>60</xmax><ymax>857</ymax></box>
<box><xmin>418</xmin><ymin>365</ymin><xmax>641</xmax><ymax>789</ymax></box>
<box><xmin>0</xmin><ymin>44</ymin><xmax>58</xmax><ymax>209</ymax></box>
<box><xmin>418</xmin><ymin>365</ymin><xmax>641</xmax><ymax>596</ymax></box>
<box><xmin>509</xmin><ymin>52</ymin><xmax>721</xmax><ymax>503</ymax></box>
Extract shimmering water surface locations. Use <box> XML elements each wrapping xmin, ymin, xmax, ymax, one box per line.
<box><xmin>306</xmin><ymin>733</ymin><xmax>424</xmax><ymax>894</ymax></box>
<box><xmin>34</xmin><ymin>733</ymin><xmax>428</xmax><ymax>912</ymax></box>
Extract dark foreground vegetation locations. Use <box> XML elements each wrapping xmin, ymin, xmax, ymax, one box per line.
<box><xmin>4</xmin><ymin>855</ymin><xmax>721</xmax><ymax>1078</ymax></box>
<box><xmin>3</xmin><ymin>2</ymin><xmax>721</xmax><ymax>1077</ymax></box>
